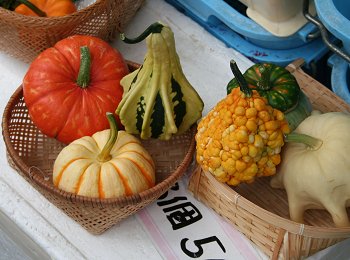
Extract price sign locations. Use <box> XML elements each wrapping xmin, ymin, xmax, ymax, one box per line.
<box><xmin>137</xmin><ymin>178</ymin><xmax>262</xmax><ymax>259</ymax></box>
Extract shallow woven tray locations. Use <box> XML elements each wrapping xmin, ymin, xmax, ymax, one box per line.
<box><xmin>188</xmin><ymin>59</ymin><xmax>350</xmax><ymax>259</ymax></box>
<box><xmin>0</xmin><ymin>0</ymin><xmax>144</xmax><ymax>63</ymax></box>
<box><xmin>2</xmin><ymin>62</ymin><xmax>196</xmax><ymax>235</ymax></box>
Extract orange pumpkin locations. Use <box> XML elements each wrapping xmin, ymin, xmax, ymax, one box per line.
<box><xmin>15</xmin><ymin>0</ymin><xmax>76</xmax><ymax>17</ymax></box>
<box><xmin>23</xmin><ymin>35</ymin><xmax>129</xmax><ymax>144</ymax></box>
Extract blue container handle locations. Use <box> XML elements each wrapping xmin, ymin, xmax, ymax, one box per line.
<box><xmin>305</xmin><ymin>0</ymin><xmax>350</xmax><ymax>64</ymax></box>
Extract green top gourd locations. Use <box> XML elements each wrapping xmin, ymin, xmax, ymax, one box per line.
<box><xmin>227</xmin><ymin>62</ymin><xmax>312</xmax><ymax>131</ymax></box>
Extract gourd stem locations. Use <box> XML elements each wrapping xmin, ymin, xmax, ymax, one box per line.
<box><xmin>120</xmin><ymin>22</ymin><xmax>164</xmax><ymax>44</ymax></box>
<box><xmin>257</xmin><ymin>64</ymin><xmax>271</xmax><ymax>90</ymax></box>
<box><xmin>98</xmin><ymin>113</ymin><xmax>119</xmax><ymax>162</ymax></box>
<box><xmin>284</xmin><ymin>133</ymin><xmax>323</xmax><ymax>150</ymax></box>
<box><xmin>76</xmin><ymin>46</ymin><xmax>91</xmax><ymax>89</ymax></box>
<box><xmin>17</xmin><ymin>0</ymin><xmax>46</xmax><ymax>17</ymax></box>
<box><xmin>230</xmin><ymin>60</ymin><xmax>252</xmax><ymax>97</ymax></box>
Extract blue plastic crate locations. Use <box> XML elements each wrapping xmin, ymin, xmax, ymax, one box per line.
<box><xmin>166</xmin><ymin>0</ymin><xmax>334</xmax><ymax>67</ymax></box>
<box><xmin>315</xmin><ymin>0</ymin><xmax>350</xmax><ymax>56</ymax></box>
<box><xmin>328</xmin><ymin>54</ymin><xmax>350</xmax><ymax>104</ymax></box>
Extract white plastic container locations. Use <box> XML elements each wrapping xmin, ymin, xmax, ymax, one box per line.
<box><xmin>239</xmin><ymin>0</ymin><xmax>315</xmax><ymax>37</ymax></box>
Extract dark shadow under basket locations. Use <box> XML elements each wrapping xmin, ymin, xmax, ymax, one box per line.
<box><xmin>2</xmin><ymin>62</ymin><xmax>196</xmax><ymax>234</ymax></box>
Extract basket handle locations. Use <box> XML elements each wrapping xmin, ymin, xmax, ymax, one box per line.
<box><xmin>272</xmin><ymin>229</ymin><xmax>287</xmax><ymax>260</ymax></box>
<box><xmin>303</xmin><ymin>0</ymin><xmax>350</xmax><ymax>64</ymax></box>
<box><xmin>286</xmin><ymin>59</ymin><xmax>305</xmax><ymax>73</ymax></box>
<box><xmin>188</xmin><ymin>164</ymin><xmax>203</xmax><ymax>200</ymax></box>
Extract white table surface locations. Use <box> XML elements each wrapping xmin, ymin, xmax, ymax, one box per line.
<box><xmin>0</xmin><ymin>0</ymin><xmax>349</xmax><ymax>259</ymax></box>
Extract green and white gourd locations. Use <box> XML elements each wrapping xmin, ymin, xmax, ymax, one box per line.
<box><xmin>116</xmin><ymin>22</ymin><xmax>204</xmax><ymax>140</ymax></box>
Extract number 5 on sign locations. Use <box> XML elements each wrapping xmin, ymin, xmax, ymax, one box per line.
<box><xmin>181</xmin><ymin>236</ymin><xmax>226</xmax><ymax>258</ymax></box>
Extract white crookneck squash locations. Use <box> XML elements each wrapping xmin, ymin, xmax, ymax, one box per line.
<box><xmin>116</xmin><ymin>21</ymin><xmax>204</xmax><ymax>140</ymax></box>
<box><xmin>271</xmin><ymin>111</ymin><xmax>350</xmax><ymax>227</ymax></box>
<box><xmin>53</xmin><ymin>113</ymin><xmax>156</xmax><ymax>199</ymax></box>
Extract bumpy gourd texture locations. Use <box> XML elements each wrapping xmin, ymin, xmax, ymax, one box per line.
<box><xmin>196</xmin><ymin>88</ymin><xmax>290</xmax><ymax>186</ymax></box>
<box><xmin>53</xmin><ymin>130</ymin><xmax>155</xmax><ymax>199</ymax></box>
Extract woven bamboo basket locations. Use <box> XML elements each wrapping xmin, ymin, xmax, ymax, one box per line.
<box><xmin>0</xmin><ymin>0</ymin><xmax>144</xmax><ymax>63</ymax></box>
<box><xmin>2</xmin><ymin>62</ymin><xmax>196</xmax><ymax>235</ymax></box>
<box><xmin>188</xmin><ymin>59</ymin><xmax>350</xmax><ymax>259</ymax></box>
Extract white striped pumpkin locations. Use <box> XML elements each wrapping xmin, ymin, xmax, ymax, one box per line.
<box><xmin>53</xmin><ymin>113</ymin><xmax>155</xmax><ymax>199</ymax></box>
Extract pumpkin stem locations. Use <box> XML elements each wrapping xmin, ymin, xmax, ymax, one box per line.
<box><xmin>230</xmin><ymin>60</ymin><xmax>252</xmax><ymax>97</ymax></box>
<box><xmin>120</xmin><ymin>22</ymin><xmax>164</xmax><ymax>44</ymax></box>
<box><xmin>257</xmin><ymin>64</ymin><xmax>271</xmax><ymax>90</ymax></box>
<box><xmin>98</xmin><ymin>113</ymin><xmax>119</xmax><ymax>162</ymax></box>
<box><xmin>284</xmin><ymin>133</ymin><xmax>323</xmax><ymax>150</ymax></box>
<box><xmin>76</xmin><ymin>46</ymin><xmax>91</xmax><ymax>89</ymax></box>
<box><xmin>17</xmin><ymin>0</ymin><xmax>46</xmax><ymax>17</ymax></box>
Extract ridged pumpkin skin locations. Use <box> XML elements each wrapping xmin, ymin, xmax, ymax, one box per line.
<box><xmin>227</xmin><ymin>63</ymin><xmax>300</xmax><ymax>112</ymax></box>
<box><xmin>53</xmin><ymin>130</ymin><xmax>156</xmax><ymax>199</ymax></box>
<box><xmin>23</xmin><ymin>35</ymin><xmax>129</xmax><ymax>144</ymax></box>
<box><xmin>15</xmin><ymin>0</ymin><xmax>76</xmax><ymax>17</ymax></box>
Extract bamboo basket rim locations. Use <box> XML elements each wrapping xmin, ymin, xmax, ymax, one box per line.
<box><xmin>192</xmin><ymin>166</ymin><xmax>350</xmax><ymax>239</ymax></box>
<box><xmin>2</xmin><ymin>61</ymin><xmax>197</xmax><ymax>207</ymax></box>
<box><xmin>0</xmin><ymin>0</ymin><xmax>105</xmax><ymax>22</ymax></box>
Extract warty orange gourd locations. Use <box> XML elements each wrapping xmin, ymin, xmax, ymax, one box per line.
<box><xmin>196</xmin><ymin>60</ymin><xmax>290</xmax><ymax>186</ymax></box>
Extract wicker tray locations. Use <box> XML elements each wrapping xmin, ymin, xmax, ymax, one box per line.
<box><xmin>0</xmin><ymin>0</ymin><xmax>144</xmax><ymax>63</ymax></box>
<box><xmin>2</xmin><ymin>61</ymin><xmax>196</xmax><ymax>235</ymax></box>
<box><xmin>188</xmin><ymin>59</ymin><xmax>350</xmax><ymax>259</ymax></box>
